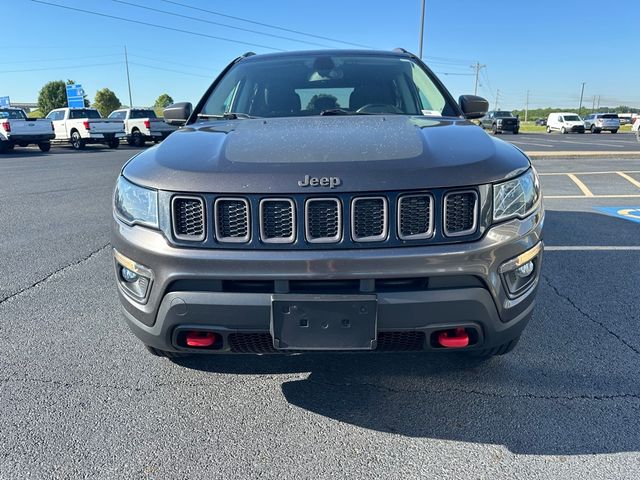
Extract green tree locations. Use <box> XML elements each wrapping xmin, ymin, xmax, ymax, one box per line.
<box><xmin>37</xmin><ymin>80</ymin><xmax>67</xmax><ymax>116</ymax></box>
<box><xmin>154</xmin><ymin>94</ymin><xmax>174</xmax><ymax>109</ymax></box>
<box><xmin>93</xmin><ymin>88</ymin><xmax>121</xmax><ymax>117</ymax></box>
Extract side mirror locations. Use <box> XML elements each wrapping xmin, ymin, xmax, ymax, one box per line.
<box><xmin>163</xmin><ymin>102</ymin><xmax>192</xmax><ymax>126</ymax></box>
<box><xmin>459</xmin><ymin>95</ymin><xmax>489</xmax><ymax>120</ymax></box>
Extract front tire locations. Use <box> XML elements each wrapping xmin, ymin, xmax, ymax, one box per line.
<box><xmin>546</xmin><ymin>126</ymin><xmax>552</xmax><ymax>133</ymax></box>
<box><xmin>561</xmin><ymin>127</ymin><xmax>567</xmax><ymax>134</ymax></box>
<box><xmin>70</xmin><ymin>131</ymin><xmax>86</xmax><ymax>150</ymax></box>
<box><xmin>38</xmin><ymin>142</ymin><xmax>51</xmax><ymax>152</ymax></box>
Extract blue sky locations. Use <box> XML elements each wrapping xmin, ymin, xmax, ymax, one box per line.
<box><xmin>3</xmin><ymin>0</ymin><xmax>638</xmax><ymax>111</ymax></box>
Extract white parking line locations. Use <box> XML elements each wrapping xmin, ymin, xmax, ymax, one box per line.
<box><xmin>554</xmin><ymin>139</ymin><xmax>625</xmax><ymax>148</ymax></box>
<box><xmin>617</xmin><ymin>171</ymin><xmax>640</xmax><ymax>189</ymax></box>
<box><xmin>567</xmin><ymin>174</ymin><xmax>594</xmax><ymax>196</ymax></box>
<box><xmin>539</xmin><ymin>170</ymin><xmax>640</xmax><ymax>176</ymax></box>
<box><xmin>509</xmin><ymin>140</ymin><xmax>554</xmax><ymax>148</ymax></box>
<box><xmin>546</xmin><ymin>246</ymin><xmax>640</xmax><ymax>251</ymax></box>
<box><xmin>545</xmin><ymin>194</ymin><xmax>640</xmax><ymax>199</ymax></box>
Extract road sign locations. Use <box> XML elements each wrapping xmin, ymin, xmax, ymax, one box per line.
<box><xmin>66</xmin><ymin>84</ymin><xmax>85</xmax><ymax>108</ymax></box>
<box><xmin>594</xmin><ymin>206</ymin><xmax>640</xmax><ymax>224</ymax></box>
<box><xmin>0</xmin><ymin>96</ymin><xmax>10</xmax><ymax>107</ymax></box>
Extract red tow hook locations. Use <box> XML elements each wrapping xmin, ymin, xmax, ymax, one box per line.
<box><xmin>437</xmin><ymin>328</ymin><xmax>470</xmax><ymax>348</ymax></box>
<box><xmin>185</xmin><ymin>331</ymin><xmax>217</xmax><ymax>348</ymax></box>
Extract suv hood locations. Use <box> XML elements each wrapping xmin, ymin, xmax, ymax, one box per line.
<box><xmin>123</xmin><ymin>116</ymin><xmax>530</xmax><ymax>193</ymax></box>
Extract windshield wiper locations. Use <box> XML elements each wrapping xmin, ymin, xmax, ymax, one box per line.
<box><xmin>197</xmin><ymin>112</ymin><xmax>257</xmax><ymax>120</ymax></box>
<box><xmin>319</xmin><ymin>109</ymin><xmax>391</xmax><ymax>116</ymax></box>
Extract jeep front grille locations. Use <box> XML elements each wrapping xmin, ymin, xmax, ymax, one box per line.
<box><xmin>169</xmin><ymin>188</ymin><xmax>482</xmax><ymax>248</ymax></box>
<box><xmin>172</xmin><ymin>196</ymin><xmax>205</xmax><ymax>241</ymax></box>
<box><xmin>305</xmin><ymin>198</ymin><xmax>342</xmax><ymax>243</ymax></box>
<box><xmin>398</xmin><ymin>194</ymin><xmax>433</xmax><ymax>240</ymax></box>
<box><xmin>351</xmin><ymin>197</ymin><xmax>387</xmax><ymax>242</ymax></box>
<box><xmin>215</xmin><ymin>198</ymin><xmax>250</xmax><ymax>242</ymax></box>
<box><xmin>444</xmin><ymin>191</ymin><xmax>478</xmax><ymax>236</ymax></box>
<box><xmin>260</xmin><ymin>199</ymin><xmax>295</xmax><ymax>243</ymax></box>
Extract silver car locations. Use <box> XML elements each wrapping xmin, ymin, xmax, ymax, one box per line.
<box><xmin>583</xmin><ymin>113</ymin><xmax>620</xmax><ymax>133</ymax></box>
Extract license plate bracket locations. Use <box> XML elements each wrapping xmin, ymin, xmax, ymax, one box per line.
<box><xmin>271</xmin><ymin>294</ymin><xmax>377</xmax><ymax>351</ymax></box>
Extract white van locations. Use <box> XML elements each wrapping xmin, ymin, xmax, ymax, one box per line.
<box><xmin>546</xmin><ymin>112</ymin><xmax>585</xmax><ymax>134</ymax></box>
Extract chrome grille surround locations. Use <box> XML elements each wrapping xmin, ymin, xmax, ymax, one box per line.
<box><xmin>214</xmin><ymin>198</ymin><xmax>250</xmax><ymax>243</ymax></box>
<box><xmin>443</xmin><ymin>190</ymin><xmax>478</xmax><ymax>237</ymax></box>
<box><xmin>304</xmin><ymin>198</ymin><xmax>342</xmax><ymax>243</ymax></box>
<box><xmin>259</xmin><ymin>198</ymin><xmax>296</xmax><ymax>244</ymax></box>
<box><xmin>351</xmin><ymin>196</ymin><xmax>388</xmax><ymax>242</ymax></box>
<box><xmin>397</xmin><ymin>193</ymin><xmax>434</xmax><ymax>240</ymax></box>
<box><xmin>171</xmin><ymin>196</ymin><xmax>205</xmax><ymax>241</ymax></box>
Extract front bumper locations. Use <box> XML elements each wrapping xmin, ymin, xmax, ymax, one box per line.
<box><xmin>112</xmin><ymin>207</ymin><xmax>544</xmax><ymax>354</ymax></box>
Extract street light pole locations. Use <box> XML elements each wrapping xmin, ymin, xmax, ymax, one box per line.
<box><xmin>578</xmin><ymin>81</ymin><xmax>586</xmax><ymax>116</ymax></box>
<box><xmin>124</xmin><ymin>45</ymin><xmax>133</xmax><ymax>108</ymax></box>
<box><xmin>418</xmin><ymin>0</ymin><xmax>425</xmax><ymax>58</ymax></box>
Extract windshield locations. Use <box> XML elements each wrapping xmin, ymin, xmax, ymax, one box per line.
<box><xmin>563</xmin><ymin>115</ymin><xmax>581</xmax><ymax>121</ymax></box>
<box><xmin>69</xmin><ymin>109</ymin><xmax>101</xmax><ymax>119</ymax></box>
<box><xmin>0</xmin><ymin>109</ymin><xmax>27</xmax><ymax>120</ymax></box>
<box><xmin>199</xmin><ymin>54</ymin><xmax>457</xmax><ymax>118</ymax></box>
<box><xmin>494</xmin><ymin>111</ymin><xmax>514</xmax><ymax>117</ymax></box>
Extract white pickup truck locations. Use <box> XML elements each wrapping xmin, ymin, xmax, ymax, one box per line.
<box><xmin>0</xmin><ymin>108</ymin><xmax>55</xmax><ymax>152</ymax></box>
<box><xmin>108</xmin><ymin>108</ymin><xmax>176</xmax><ymax>147</ymax></box>
<box><xmin>46</xmin><ymin>107</ymin><xmax>125</xmax><ymax>150</ymax></box>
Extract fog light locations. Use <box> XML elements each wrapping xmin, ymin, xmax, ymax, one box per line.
<box><xmin>113</xmin><ymin>249</ymin><xmax>154</xmax><ymax>302</ymax></box>
<box><xmin>120</xmin><ymin>267</ymin><xmax>139</xmax><ymax>283</ymax></box>
<box><xmin>515</xmin><ymin>261</ymin><xmax>534</xmax><ymax>278</ymax></box>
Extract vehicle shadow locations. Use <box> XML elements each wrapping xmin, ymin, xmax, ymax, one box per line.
<box><xmin>172</xmin><ymin>209</ymin><xmax>640</xmax><ymax>455</ymax></box>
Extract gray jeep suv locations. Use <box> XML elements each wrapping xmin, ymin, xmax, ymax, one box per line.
<box><xmin>111</xmin><ymin>49</ymin><xmax>544</xmax><ymax>359</ymax></box>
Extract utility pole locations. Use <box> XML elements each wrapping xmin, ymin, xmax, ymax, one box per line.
<box><xmin>525</xmin><ymin>90</ymin><xmax>530</xmax><ymax>122</ymax></box>
<box><xmin>578</xmin><ymin>81</ymin><xmax>586</xmax><ymax>116</ymax></box>
<box><xmin>591</xmin><ymin>95</ymin><xmax>596</xmax><ymax>113</ymax></box>
<box><xmin>494</xmin><ymin>89</ymin><xmax>500</xmax><ymax>110</ymax></box>
<box><xmin>418</xmin><ymin>0</ymin><xmax>426</xmax><ymax>59</ymax></box>
<box><xmin>124</xmin><ymin>45</ymin><xmax>133</xmax><ymax>108</ymax></box>
<box><xmin>596</xmin><ymin>95</ymin><xmax>601</xmax><ymax>111</ymax></box>
<box><xmin>471</xmin><ymin>62</ymin><xmax>486</xmax><ymax>96</ymax></box>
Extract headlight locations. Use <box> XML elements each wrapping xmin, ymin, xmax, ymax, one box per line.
<box><xmin>493</xmin><ymin>169</ymin><xmax>540</xmax><ymax>222</ymax></box>
<box><xmin>114</xmin><ymin>176</ymin><xmax>159</xmax><ymax>228</ymax></box>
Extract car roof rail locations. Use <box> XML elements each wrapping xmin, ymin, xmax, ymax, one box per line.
<box><xmin>393</xmin><ymin>47</ymin><xmax>418</xmax><ymax>59</ymax></box>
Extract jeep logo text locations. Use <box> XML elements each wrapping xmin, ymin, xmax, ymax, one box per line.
<box><xmin>298</xmin><ymin>175</ymin><xmax>342</xmax><ymax>188</ymax></box>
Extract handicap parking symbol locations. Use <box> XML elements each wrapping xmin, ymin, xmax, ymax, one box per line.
<box><xmin>594</xmin><ymin>207</ymin><xmax>640</xmax><ymax>224</ymax></box>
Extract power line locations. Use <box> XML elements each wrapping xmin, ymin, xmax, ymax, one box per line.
<box><xmin>112</xmin><ymin>0</ymin><xmax>333</xmax><ymax>48</ymax></box>
<box><xmin>128</xmin><ymin>53</ymin><xmax>213</xmax><ymax>72</ymax></box>
<box><xmin>128</xmin><ymin>62</ymin><xmax>213</xmax><ymax>79</ymax></box>
<box><xmin>30</xmin><ymin>0</ymin><xmax>285</xmax><ymax>52</ymax></box>
<box><xmin>158</xmin><ymin>0</ymin><xmax>373</xmax><ymax>49</ymax></box>
<box><xmin>0</xmin><ymin>53</ymin><xmax>121</xmax><ymax>65</ymax></box>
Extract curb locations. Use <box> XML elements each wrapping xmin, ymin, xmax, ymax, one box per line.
<box><xmin>527</xmin><ymin>151</ymin><xmax>640</xmax><ymax>159</ymax></box>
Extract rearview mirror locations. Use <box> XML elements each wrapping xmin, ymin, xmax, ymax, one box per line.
<box><xmin>459</xmin><ymin>95</ymin><xmax>489</xmax><ymax>120</ymax></box>
<box><xmin>163</xmin><ymin>102</ymin><xmax>192</xmax><ymax>126</ymax></box>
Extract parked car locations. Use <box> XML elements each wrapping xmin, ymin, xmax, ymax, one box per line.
<box><xmin>108</xmin><ymin>108</ymin><xmax>177</xmax><ymax>147</ymax></box>
<box><xmin>111</xmin><ymin>49</ymin><xmax>543</xmax><ymax>360</ymax></box>
<box><xmin>0</xmin><ymin>107</ymin><xmax>54</xmax><ymax>152</ymax></box>
<box><xmin>479</xmin><ymin>110</ymin><xmax>520</xmax><ymax>134</ymax></box>
<box><xmin>633</xmin><ymin>118</ymin><xmax>640</xmax><ymax>142</ymax></box>
<box><xmin>46</xmin><ymin>107</ymin><xmax>125</xmax><ymax>150</ymax></box>
<box><xmin>583</xmin><ymin>113</ymin><xmax>620</xmax><ymax>134</ymax></box>
<box><xmin>535</xmin><ymin>118</ymin><xmax>546</xmax><ymax>126</ymax></box>
<box><xmin>546</xmin><ymin>112</ymin><xmax>585</xmax><ymax>134</ymax></box>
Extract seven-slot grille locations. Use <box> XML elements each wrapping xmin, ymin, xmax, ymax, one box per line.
<box><xmin>398</xmin><ymin>194</ymin><xmax>433</xmax><ymax>240</ymax></box>
<box><xmin>172</xmin><ymin>196</ymin><xmax>205</xmax><ymax>241</ymax></box>
<box><xmin>444</xmin><ymin>191</ymin><xmax>478</xmax><ymax>236</ymax></box>
<box><xmin>171</xmin><ymin>190</ymin><xmax>478</xmax><ymax>245</ymax></box>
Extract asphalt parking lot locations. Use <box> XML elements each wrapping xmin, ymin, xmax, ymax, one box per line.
<box><xmin>1</xmin><ymin>145</ymin><xmax>640</xmax><ymax>479</ymax></box>
<box><xmin>501</xmin><ymin>131</ymin><xmax>640</xmax><ymax>154</ymax></box>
